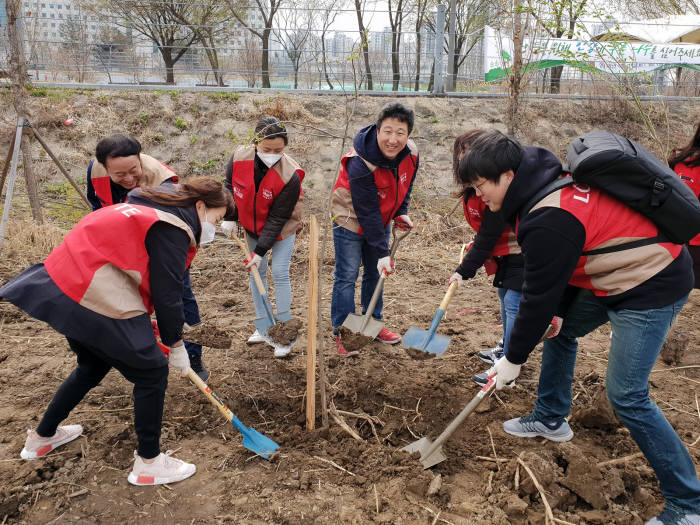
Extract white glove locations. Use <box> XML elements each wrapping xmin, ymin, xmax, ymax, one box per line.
<box><xmin>245</xmin><ymin>253</ymin><xmax>262</xmax><ymax>270</ymax></box>
<box><xmin>220</xmin><ymin>220</ymin><xmax>237</xmax><ymax>236</ymax></box>
<box><xmin>377</xmin><ymin>255</ymin><xmax>394</xmax><ymax>275</ymax></box>
<box><xmin>449</xmin><ymin>272</ymin><xmax>464</xmax><ymax>287</ymax></box>
<box><xmin>169</xmin><ymin>343</ymin><xmax>190</xmax><ymax>377</ymax></box>
<box><xmin>493</xmin><ymin>356</ymin><xmax>521</xmax><ymax>390</ymax></box>
<box><xmin>394</xmin><ymin>214</ymin><xmax>414</xmax><ymax>230</ymax></box>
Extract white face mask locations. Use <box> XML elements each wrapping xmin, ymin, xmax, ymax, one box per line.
<box><xmin>258</xmin><ymin>152</ymin><xmax>283</xmax><ymax>168</ymax></box>
<box><xmin>200</xmin><ymin>210</ymin><xmax>216</xmax><ymax>245</ymax></box>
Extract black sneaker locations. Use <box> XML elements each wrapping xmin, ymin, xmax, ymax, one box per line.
<box><xmin>477</xmin><ymin>340</ymin><xmax>504</xmax><ymax>365</ymax></box>
<box><xmin>188</xmin><ymin>354</ymin><xmax>210</xmax><ymax>382</ymax></box>
<box><xmin>472</xmin><ymin>366</ymin><xmax>515</xmax><ymax>388</ymax></box>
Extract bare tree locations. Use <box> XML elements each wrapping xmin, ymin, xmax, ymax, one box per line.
<box><xmin>354</xmin><ymin>0</ymin><xmax>374</xmax><ymax>89</ymax></box>
<box><xmin>449</xmin><ymin>0</ymin><xmax>491</xmax><ymax>87</ymax></box>
<box><xmin>387</xmin><ymin>0</ymin><xmax>410</xmax><ymax>90</ymax></box>
<box><xmin>315</xmin><ymin>0</ymin><xmax>345</xmax><ymax>89</ymax></box>
<box><xmin>524</xmin><ymin>0</ymin><xmax>588</xmax><ymax>93</ymax></box>
<box><xmin>273</xmin><ymin>0</ymin><xmax>313</xmax><ymax>89</ymax></box>
<box><xmin>81</xmin><ymin>0</ymin><xmax>197</xmax><ymax>84</ymax></box>
<box><xmin>613</xmin><ymin>0</ymin><xmax>699</xmax><ymax>17</ymax></box>
<box><xmin>59</xmin><ymin>17</ymin><xmax>91</xmax><ymax>82</ymax></box>
<box><xmin>226</xmin><ymin>0</ymin><xmax>282</xmax><ymax>88</ymax></box>
<box><xmin>235</xmin><ymin>33</ymin><xmax>263</xmax><ymax>87</ymax></box>
<box><xmin>169</xmin><ymin>0</ymin><xmax>233</xmax><ymax>87</ymax></box>
<box><xmin>410</xmin><ymin>0</ymin><xmax>434</xmax><ymax>91</ymax></box>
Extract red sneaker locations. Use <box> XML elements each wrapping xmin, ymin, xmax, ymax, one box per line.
<box><xmin>336</xmin><ymin>335</ymin><xmax>358</xmax><ymax>357</ymax></box>
<box><xmin>377</xmin><ymin>328</ymin><xmax>401</xmax><ymax>344</ymax></box>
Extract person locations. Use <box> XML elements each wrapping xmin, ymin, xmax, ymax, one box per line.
<box><xmin>330</xmin><ymin>102</ymin><xmax>419</xmax><ymax>355</ymax></box>
<box><xmin>669</xmin><ymin>121</ymin><xmax>700</xmax><ymax>288</ymax></box>
<box><xmin>460</xmin><ymin>130</ymin><xmax>700</xmax><ymax>524</ymax></box>
<box><xmin>447</xmin><ymin>130</ymin><xmax>524</xmax><ymax>383</ymax></box>
<box><xmin>86</xmin><ymin>135</ymin><xmax>210</xmax><ymax>381</ymax></box>
<box><xmin>221</xmin><ymin>116</ymin><xmax>304</xmax><ymax>358</ymax></box>
<box><xmin>1</xmin><ymin>177</ymin><xmax>234</xmax><ymax>486</ymax></box>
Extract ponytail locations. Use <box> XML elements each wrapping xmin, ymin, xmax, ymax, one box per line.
<box><xmin>139</xmin><ymin>176</ymin><xmax>235</xmax><ymax>215</ymax></box>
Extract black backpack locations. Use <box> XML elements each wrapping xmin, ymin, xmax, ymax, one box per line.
<box><xmin>523</xmin><ymin>130</ymin><xmax>700</xmax><ymax>253</ymax></box>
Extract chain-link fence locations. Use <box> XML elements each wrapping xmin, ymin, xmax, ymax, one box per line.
<box><xmin>2</xmin><ymin>1</ymin><xmax>700</xmax><ymax>96</ymax></box>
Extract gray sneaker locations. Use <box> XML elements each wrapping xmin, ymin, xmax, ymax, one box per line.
<box><xmin>503</xmin><ymin>414</ymin><xmax>574</xmax><ymax>442</ymax></box>
<box><xmin>645</xmin><ymin>507</ymin><xmax>700</xmax><ymax>525</ymax></box>
<box><xmin>477</xmin><ymin>341</ymin><xmax>504</xmax><ymax>365</ymax></box>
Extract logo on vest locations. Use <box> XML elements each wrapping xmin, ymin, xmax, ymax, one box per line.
<box><xmin>233</xmin><ymin>187</ymin><xmax>244</xmax><ymax>199</ymax></box>
<box><xmin>468</xmin><ymin>207</ymin><xmax>481</xmax><ymax>218</ymax></box>
<box><xmin>262</xmin><ymin>188</ymin><xmax>274</xmax><ymax>200</ymax></box>
<box><xmin>114</xmin><ymin>203</ymin><xmax>142</xmax><ymax>217</ymax></box>
<box><xmin>400</xmin><ymin>172</ymin><xmax>407</xmax><ymax>184</ymax></box>
<box><xmin>378</xmin><ymin>191</ymin><xmax>386</xmax><ymax>200</ymax></box>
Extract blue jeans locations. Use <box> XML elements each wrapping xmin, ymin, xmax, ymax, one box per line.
<box><xmin>498</xmin><ymin>287</ymin><xmax>522</xmax><ymax>355</ymax></box>
<box><xmin>246</xmin><ymin>234</ymin><xmax>295</xmax><ymax>319</ymax></box>
<box><xmin>533</xmin><ymin>289</ymin><xmax>700</xmax><ymax>512</ymax></box>
<box><xmin>182</xmin><ymin>269</ymin><xmax>202</xmax><ymax>359</ymax></box>
<box><xmin>331</xmin><ymin>224</ymin><xmax>390</xmax><ymax>331</ymax></box>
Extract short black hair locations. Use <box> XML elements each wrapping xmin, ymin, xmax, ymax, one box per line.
<box><xmin>376</xmin><ymin>102</ymin><xmax>414</xmax><ymax>135</ymax></box>
<box><xmin>255</xmin><ymin>116</ymin><xmax>288</xmax><ymax>145</ymax></box>
<box><xmin>95</xmin><ymin>134</ymin><xmax>141</xmax><ymax>167</ymax></box>
<box><xmin>460</xmin><ymin>130</ymin><xmax>523</xmax><ymax>184</ymax></box>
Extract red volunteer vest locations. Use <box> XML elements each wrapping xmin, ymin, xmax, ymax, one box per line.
<box><xmin>230</xmin><ymin>150</ymin><xmax>305</xmax><ymax>238</ymax></box>
<box><xmin>528</xmin><ymin>183</ymin><xmax>681</xmax><ymax>297</ymax></box>
<box><xmin>90</xmin><ymin>155</ymin><xmax>178</xmax><ymax>207</ymax></box>
<box><xmin>674</xmin><ymin>161</ymin><xmax>700</xmax><ymax>246</ymax></box>
<box><xmin>463</xmin><ymin>194</ymin><xmax>520</xmax><ymax>257</ymax></box>
<box><xmin>333</xmin><ymin>148</ymin><xmax>418</xmax><ymax>234</ymax></box>
<box><xmin>44</xmin><ymin>203</ymin><xmax>197</xmax><ymax>319</ymax></box>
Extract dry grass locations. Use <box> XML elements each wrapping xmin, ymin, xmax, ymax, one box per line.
<box><xmin>0</xmin><ymin>218</ymin><xmax>66</xmax><ymax>282</ymax></box>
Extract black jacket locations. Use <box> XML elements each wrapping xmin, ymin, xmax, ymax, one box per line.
<box><xmin>501</xmin><ymin>147</ymin><xmax>692</xmax><ymax>364</ymax></box>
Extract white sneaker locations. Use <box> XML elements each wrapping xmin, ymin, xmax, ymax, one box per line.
<box><xmin>21</xmin><ymin>425</ymin><xmax>83</xmax><ymax>459</ymax></box>
<box><xmin>247</xmin><ymin>330</ymin><xmax>267</xmax><ymax>344</ymax></box>
<box><xmin>127</xmin><ymin>450</ymin><xmax>196</xmax><ymax>486</ymax></box>
<box><xmin>273</xmin><ymin>343</ymin><xmax>292</xmax><ymax>358</ymax></box>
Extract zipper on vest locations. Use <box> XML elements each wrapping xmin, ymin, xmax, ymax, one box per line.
<box><xmin>392</xmin><ymin>167</ymin><xmax>400</xmax><ymax>217</ymax></box>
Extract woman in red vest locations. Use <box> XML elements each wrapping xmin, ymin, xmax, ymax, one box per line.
<box><xmin>1</xmin><ymin>177</ymin><xmax>234</xmax><ymax>487</ymax></box>
<box><xmin>222</xmin><ymin>117</ymin><xmax>304</xmax><ymax>358</ymax></box>
<box><xmin>669</xmin><ymin>121</ymin><xmax>700</xmax><ymax>288</ymax></box>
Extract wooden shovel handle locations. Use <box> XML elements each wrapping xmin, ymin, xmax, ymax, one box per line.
<box><xmin>187</xmin><ymin>369</ymin><xmax>234</xmax><ymax>424</ymax></box>
<box><xmin>232</xmin><ymin>232</ymin><xmax>267</xmax><ymax>296</ymax></box>
<box><xmin>439</xmin><ymin>280</ymin><xmax>459</xmax><ymax>312</ymax></box>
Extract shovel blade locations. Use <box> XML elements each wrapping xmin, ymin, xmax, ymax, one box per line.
<box><xmin>232</xmin><ymin>416</ymin><xmax>280</xmax><ymax>459</ymax></box>
<box><xmin>402</xmin><ymin>327</ymin><xmax>451</xmax><ymax>356</ymax></box>
<box><xmin>342</xmin><ymin>313</ymin><xmax>384</xmax><ymax>339</ymax></box>
<box><xmin>401</xmin><ymin>437</ymin><xmax>448</xmax><ymax>469</ymax></box>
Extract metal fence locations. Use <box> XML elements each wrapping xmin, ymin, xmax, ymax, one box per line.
<box><xmin>2</xmin><ymin>1</ymin><xmax>700</xmax><ymax>97</ymax></box>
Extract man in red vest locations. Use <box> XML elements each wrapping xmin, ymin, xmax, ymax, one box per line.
<box><xmin>459</xmin><ymin>130</ymin><xmax>699</xmax><ymax>524</ymax></box>
<box><xmin>86</xmin><ymin>135</ymin><xmax>210</xmax><ymax>381</ymax></box>
<box><xmin>330</xmin><ymin>103</ymin><xmax>419</xmax><ymax>356</ymax></box>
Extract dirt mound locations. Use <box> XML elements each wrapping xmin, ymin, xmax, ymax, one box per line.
<box><xmin>572</xmin><ymin>385</ymin><xmax>620</xmax><ymax>430</ymax></box>
<box><xmin>268</xmin><ymin>318</ymin><xmax>303</xmax><ymax>345</ymax></box>
<box><xmin>337</xmin><ymin>326</ymin><xmax>374</xmax><ymax>352</ymax></box>
<box><xmin>661</xmin><ymin>327</ymin><xmax>689</xmax><ymax>365</ymax></box>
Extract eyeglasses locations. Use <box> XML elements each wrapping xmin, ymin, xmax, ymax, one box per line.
<box><xmin>472</xmin><ymin>180</ymin><xmax>488</xmax><ymax>193</ymax></box>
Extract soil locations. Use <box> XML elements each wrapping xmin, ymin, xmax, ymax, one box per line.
<box><xmin>660</xmin><ymin>327</ymin><xmax>689</xmax><ymax>365</ymax></box>
<box><xmin>268</xmin><ymin>319</ymin><xmax>303</xmax><ymax>345</ymax></box>
<box><xmin>0</xmin><ymin>90</ymin><xmax>699</xmax><ymax>524</ymax></box>
<box><xmin>184</xmin><ymin>323</ymin><xmax>233</xmax><ymax>349</ymax></box>
<box><xmin>337</xmin><ymin>326</ymin><xmax>375</xmax><ymax>353</ymax></box>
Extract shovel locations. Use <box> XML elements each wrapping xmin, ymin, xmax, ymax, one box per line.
<box><xmin>188</xmin><ymin>370</ymin><xmax>280</xmax><ymax>459</ymax></box>
<box><xmin>233</xmin><ymin>233</ymin><xmax>288</xmax><ymax>336</ymax></box>
<box><xmin>151</xmin><ymin>323</ymin><xmax>279</xmax><ymax>459</ymax></box>
<box><xmin>341</xmin><ymin>226</ymin><xmax>411</xmax><ymax>338</ymax></box>
<box><xmin>401</xmin><ymin>375</ymin><xmax>496</xmax><ymax>468</ymax></box>
<box><xmin>402</xmin><ymin>279</ymin><xmax>459</xmax><ymax>356</ymax></box>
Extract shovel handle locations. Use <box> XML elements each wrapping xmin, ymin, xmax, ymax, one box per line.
<box><xmin>438</xmin><ymin>280</ymin><xmax>459</xmax><ymax>312</ymax></box>
<box><xmin>187</xmin><ymin>369</ymin><xmax>234</xmax><ymax>424</ymax></box>
<box><xmin>233</xmin><ymin>232</ymin><xmax>267</xmax><ymax>297</ymax></box>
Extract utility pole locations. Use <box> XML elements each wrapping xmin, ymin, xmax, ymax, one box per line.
<box><xmin>432</xmin><ymin>3</ymin><xmax>446</xmax><ymax>94</ymax></box>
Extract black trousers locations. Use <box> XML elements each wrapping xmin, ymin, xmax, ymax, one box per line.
<box><xmin>36</xmin><ymin>338</ymin><xmax>168</xmax><ymax>459</ymax></box>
